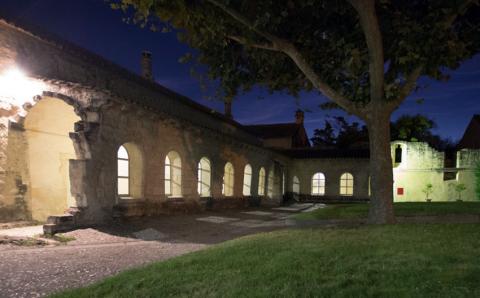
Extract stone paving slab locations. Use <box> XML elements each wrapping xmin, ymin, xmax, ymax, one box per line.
<box><xmin>195</xmin><ymin>216</ymin><xmax>240</xmax><ymax>224</ymax></box>
<box><xmin>241</xmin><ymin>211</ymin><xmax>274</xmax><ymax>216</ymax></box>
<box><xmin>133</xmin><ymin>228</ymin><xmax>167</xmax><ymax>241</ymax></box>
<box><xmin>0</xmin><ymin>225</ymin><xmax>44</xmax><ymax>237</ymax></box>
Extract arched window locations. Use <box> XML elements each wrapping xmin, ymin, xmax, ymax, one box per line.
<box><xmin>267</xmin><ymin>168</ymin><xmax>274</xmax><ymax>198</ymax></box>
<box><xmin>340</xmin><ymin>172</ymin><xmax>354</xmax><ymax>196</ymax></box>
<box><xmin>197</xmin><ymin>157</ymin><xmax>211</xmax><ymax>197</ymax></box>
<box><xmin>311</xmin><ymin>172</ymin><xmax>326</xmax><ymax>195</ymax></box>
<box><xmin>258</xmin><ymin>167</ymin><xmax>266</xmax><ymax>196</ymax></box>
<box><xmin>394</xmin><ymin>145</ymin><xmax>402</xmax><ymax>164</ymax></box>
<box><xmin>223</xmin><ymin>162</ymin><xmax>234</xmax><ymax>197</ymax></box>
<box><xmin>165</xmin><ymin>151</ymin><xmax>182</xmax><ymax>197</ymax></box>
<box><xmin>368</xmin><ymin>176</ymin><xmax>371</xmax><ymax>197</ymax></box>
<box><xmin>243</xmin><ymin>164</ymin><xmax>252</xmax><ymax>196</ymax></box>
<box><xmin>117</xmin><ymin>145</ymin><xmax>129</xmax><ymax>196</ymax></box>
<box><xmin>293</xmin><ymin>176</ymin><xmax>300</xmax><ymax>194</ymax></box>
<box><xmin>117</xmin><ymin>143</ymin><xmax>143</xmax><ymax>199</ymax></box>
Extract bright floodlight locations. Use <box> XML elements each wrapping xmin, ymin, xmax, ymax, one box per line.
<box><xmin>0</xmin><ymin>67</ymin><xmax>44</xmax><ymax>106</ymax></box>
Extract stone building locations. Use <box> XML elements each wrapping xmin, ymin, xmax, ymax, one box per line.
<box><xmin>0</xmin><ymin>19</ymin><xmax>479</xmax><ymax>231</ymax></box>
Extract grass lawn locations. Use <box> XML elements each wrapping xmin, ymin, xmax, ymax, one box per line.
<box><xmin>53</xmin><ymin>224</ymin><xmax>480</xmax><ymax>298</ymax></box>
<box><xmin>294</xmin><ymin>202</ymin><xmax>480</xmax><ymax>221</ymax></box>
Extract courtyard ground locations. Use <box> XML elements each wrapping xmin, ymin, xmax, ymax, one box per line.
<box><xmin>0</xmin><ymin>204</ymin><xmax>312</xmax><ymax>298</ymax></box>
<box><xmin>2</xmin><ymin>202</ymin><xmax>480</xmax><ymax>297</ymax></box>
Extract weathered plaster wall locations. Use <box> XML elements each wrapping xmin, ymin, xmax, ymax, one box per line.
<box><xmin>392</xmin><ymin>142</ymin><xmax>480</xmax><ymax>202</ymax></box>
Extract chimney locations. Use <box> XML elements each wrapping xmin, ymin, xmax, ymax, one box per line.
<box><xmin>295</xmin><ymin>109</ymin><xmax>304</xmax><ymax>125</ymax></box>
<box><xmin>224</xmin><ymin>100</ymin><xmax>233</xmax><ymax>119</ymax></box>
<box><xmin>141</xmin><ymin>51</ymin><xmax>153</xmax><ymax>80</ymax></box>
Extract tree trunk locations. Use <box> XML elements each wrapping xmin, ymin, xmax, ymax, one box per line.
<box><xmin>366</xmin><ymin>108</ymin><xmax>396</xmax><ymax>224</ymax></box>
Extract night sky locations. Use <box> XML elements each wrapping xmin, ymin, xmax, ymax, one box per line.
<box><xmin>1</xmin><ymin>0</ymin><xmax>479</xmax><ymax>141</ymax></box>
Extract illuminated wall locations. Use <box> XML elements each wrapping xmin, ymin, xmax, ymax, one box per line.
<box><xmin>24</xmin><ymin>97</ymin><xmax>80</xmax><ymax>221</ymax></box>
<box><xmin>392</xmin><ymin>141</ymin><xmax>480</xmax><ymax>202</ymax></box>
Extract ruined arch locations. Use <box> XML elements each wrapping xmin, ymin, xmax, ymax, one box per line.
<box><xmin>23</xmin><ymin>96</ymin><xmax>81</xmax><ymax>221</ymax></box>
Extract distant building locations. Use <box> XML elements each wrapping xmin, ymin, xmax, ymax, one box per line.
<box><xmin>458</xmin><ymin>114</ymin><xmax>480</xmax><ymax>149</ymax></box>
<box><xmin>244</xmin><ymin>110</ymin><xmax>310</xmax><ymax>149</ymax></box>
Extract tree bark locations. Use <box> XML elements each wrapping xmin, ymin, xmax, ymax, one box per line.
<box><xmin>365</xmin><ymin>107</ymin><xmax>396</xmax><ymax>224</ymax></box>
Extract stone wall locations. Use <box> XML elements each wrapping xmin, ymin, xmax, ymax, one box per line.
<box><xmin>0</xmin><ymin>20</ymin><xmax>288</xmax><ymax>223</ymax></box>
<box><xmin>289</xmin><ymin>158</ymin><xmax>370</xmax><ymax>200</ymax></box>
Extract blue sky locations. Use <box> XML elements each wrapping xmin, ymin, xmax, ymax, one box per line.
<box><xmin>1</xmin><ymin>0</ymin><xmax>479</xmax><ymax>141</ymax></box>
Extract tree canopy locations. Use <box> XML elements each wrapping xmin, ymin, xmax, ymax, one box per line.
<box><xmin>112</xmin><ymin>0</ymin><xmax>479</xmax><ymax>109</ymax></box>
<box><xmin>311</xmin><ymin>114</ymin><xmax>455</xmax><ymax>150</ymax></box>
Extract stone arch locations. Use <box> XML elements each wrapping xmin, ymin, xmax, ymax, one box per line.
<box><xmin>23</xmin><ymin>96</ymin><xmax>82</xmax><ymax>221</ymax></box>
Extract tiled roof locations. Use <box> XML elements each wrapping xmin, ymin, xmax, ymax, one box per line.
<box><xmin>279</xmin><ymin>148</ymin><xmax>370</xmax><ymax>159</ymax></box>
<box><xmin>244</xmin><ymin>123</ymin><xmax>301</xmax><ymax>138</ymax></box>
<box><xmin>457</xmin><ymin>114</ymin><xmax>480</xmax><ymax>149</ymax></box>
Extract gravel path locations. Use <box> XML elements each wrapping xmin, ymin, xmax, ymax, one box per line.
<box><xmin>0</xmin><ymin>241</ymin><xmax>205</xmax><ymax>297</ymax></box>
<box><xmin>0</xmin><ymin>207</ymin><xmax>305</xmax><ymax>297</ymax></box>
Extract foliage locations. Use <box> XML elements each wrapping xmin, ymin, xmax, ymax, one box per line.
<box><xmin>109</xmin><ymin>0</ymin><xmax>480</xmax><ymax>101</ymax></box>
<box><xmin>391</xmin><ymin>114</ymin><xmax>435</xmax><ymax>142</ymax></box>
<box><xmin>295</xmin><ymin>202</ymin><xmax>480</xmax><ymax>220</ymax></box>
<box><xmin>391</xmin><ymin>114</ymin><xmax>456</xmax><ymax>150</ymax></box>
<box><xmin>449</xmin><ymin>183</ymin><xmax>467</xmax><ymax>200</ymax></box>
<box><xmin>311</xmin><ymin>114</ymin><xmax>453</xmax><ymax>150</ymax></box>
<box><xmin>311</xmin><ymin>116</ymin><xmax>368</xmax><ymax>148</ymax></box>
<box><xmin>476</xmin><ymin>162</ymin><xmax>480</xmax><ymax>200</ymax></box>
<box><xmin>54</xmin><ymin>224</ymin><xmax>480</xmax><ymax>297</ymax></box>
<box><xmin>422</xmin><ymin>183</ymin><xmax>434</xmax><ymax>201</ymax></box>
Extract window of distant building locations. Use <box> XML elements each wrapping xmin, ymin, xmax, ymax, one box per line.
<box><xmin>258</xmin><ymin>167</ymin><xmax>266</xmax><ymax>196</ymax></box>
<box><xmin>165</xmin><ymin>151</ymin><xmax>182</xmax><ymax>197</ymax></box>
<box><xmin>223</xmin><ymin>162</ymin><xmax>234</xmax><ymax>196</ymax></box>
<box><xmin>243</xmin><ymin>164</ymin><xmax>252</xmax><ymax>196</ymax></box>
<box><xmin>197</xmin><ymin>157</ymin><xmax>211</xmax><ymax>197</ymax></box>
<box><xmin>293</xmin><ymin>176</ymin><xmax>300</xmax><ymax>194</ymax></box>
<box><xmin>340</xmin><ymin>172</ymin><xmax>354</xmax><ymax>196</ymax></box>
<box><xmin>311</xmin><ymin>172</ymin><xmax>326</xmax><ymax>195</ymax></box>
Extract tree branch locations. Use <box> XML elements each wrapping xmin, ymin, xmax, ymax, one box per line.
<box><xmin>348</xmin><ymin>0</ymin><xmax>385</xmax><ymax>103</ymax></box>
<box><xmin>444</xmin><ymin>0</ymin><xmax>477</xmax><ymax>28</ymax></box>
<box><xmin>387</xmin><ymin>66</ymin><xmax>423</xmax><ymax>111</ymax></box>
<box><xmin>206</xmin><ymin>0</ymin><xmax>280</xmax><ymax>43</ymax></box>
<box><xmin>226</xmin><ymin>35</ymin><xmax>279</xmax><ymax>51</ymax></box>
<box><xmin>207</xmin><ymin>0</ymin><xmax>363</xmax><ymax>115</ymax></box>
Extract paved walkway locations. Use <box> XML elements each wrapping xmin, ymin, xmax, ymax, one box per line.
<box><xmin>0</xmin><ymin>205</ymin><xmax>313</xmax><ymax>298</ymax></box>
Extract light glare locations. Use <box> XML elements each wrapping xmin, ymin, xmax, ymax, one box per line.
<box><xmin>0</xmin><ymin>67</ymin><xmax>45</xmax><ymax>107</ymax></box>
